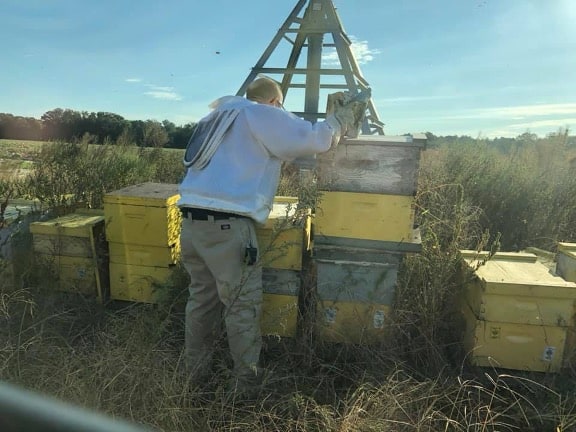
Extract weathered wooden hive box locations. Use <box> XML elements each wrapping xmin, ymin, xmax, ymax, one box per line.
<box><xmin>29</xmin><ymin>213</ymin><xmax>106</xmax><ymax>300</ymax></box>
<box><xmin>557</xmin><ymin>243</ymin><xmax>576</xmax><ymax>283</ymax></box>
<box><xmin>261</xmin><ymin>268</ymin><xmax>300</xmax><ymax>338</ymax></box>
<box><xmin>316</xmin><ymin>134</ymin><xmax>426</xmax><ymax>195</ymax></box>
<box><xmin>256</xmin><ymin>196</ymin><xmax>311</xmax><ymax>271</ymax></box>
<box><xmin>315</xmin><ymin>258</ymin><xmax>397</xmax><ymax>344</ymax></box>
<box><xmin>103</xmin><ymin>182</ymin><xmax>181</xmax><ymax>303</ymax></box>
<box><xmin>2</xmin><ymin>200</ymin><xmax>44</xmax><ymax>284</ymax></box>
<box><xmin>460</xmin><ymin>250</ymin><xmax>576</xmax><ymax>372</ymax></box>
<box><xmin>313</xmin><ymin>244</ymin><xmax>408</xmax><ymax>265</ymax></box>
<box><xmin>314</xmin><ymin>134</ymin><xmax>425</xmax><ymax>248</ymax></box>
<box><xmin>312</xmin><ymin>134</ymin><xmax>426</xmax><ymax>345</ymax></box>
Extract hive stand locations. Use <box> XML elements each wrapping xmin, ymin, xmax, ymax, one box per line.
<box><xmin>236</xmin><ymin>0</ymin><xmax>384</xmax><ymax>134</ymax></box>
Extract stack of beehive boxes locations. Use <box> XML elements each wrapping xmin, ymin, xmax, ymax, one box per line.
<box><xmin>29</xmin><ymin>213</ymin><xmax>107</xmax><ymax>301</ymax></box>
<box><xmin>557</xmin><ymin>243</ymin><xmax>576</xmax><ymax>283</ymax></box>
<box><xmin>103</xmin><ymin>183</ymin><xmax>181</xmax><ymax>303</ymax></box>
<box><xmin>460</xmin><ymin>250</ymin><xmax>576</xmax><ymax>372</ymax></box>
<box><xmin>556</xmin><ymin>243</ymin><xmax>576</xmax><ymax>367</ymax></box>
<box><xmin>257</xmin><ymin>196</ymin><xmax>311</xmax><ymax>338</ymax></box>
<box><xmin>313</xmin><ymin>134</ymin><xmax>426</xmax><ymax>344</ymax></box>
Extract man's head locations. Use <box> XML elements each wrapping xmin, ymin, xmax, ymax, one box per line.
<box><xmin>246</xmin><ymin>77</ymin><xmax>283</xmax><ymax>108</ymax></box>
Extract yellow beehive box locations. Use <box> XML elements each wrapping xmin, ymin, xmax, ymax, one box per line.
<box><xmin>461</xmin><ymin>303</ymin><xmax>566</xmax><ymax>372</ymax></box>
<box><xmin>316</xmin><ymin>301</ymin><xmax>391</xmax><ymax>344</ymax></box>
<box><xmin>261</xmin><ymin>268</ymin><xmax>300</xmax><ymax>337</ymax></box>
<box><xmin>314</xmin><ymin>191</ymin><xmax>415</xmax><ymax>243</ymax></box>
<box><xmin>261</xmin><ymin>293</ymin><xmax>298</xmax><ymax>338</ymax></box>
<box><xmin>461</xmin><ymin>250</ymin><xmax>576</xmax><ymax>326</ymax></box>
<box><xmin>32</xmin><ymin>234</ymin><xmax>93</xmax><ymax>258</ymax></box>
<box><xmin>557</xmin><ymin>243</ymin><xmax>576</xmax><ymax>283</ymax></box>
<box><xmin>109</xmin><ymin>262</ymin><xmax>174</xmax><ymax>303</ymax></box>
<box><xmin>30</xmin><ymin>214</ymin><xmax>105</xmax><ymax>258</ymax></box>
<box><xmin>108</xmin><ymin>242</ymin><xmax>180</xmax><ymax>267</ymax></box>
<box><xmin>30</xmin><ymin>213</ymin><xmax>104</xmax><ymax>238</ymax></box>
<box><xmin>36</xmin><ymin>255</ymin><xmax>99</xmax><ymax>296</ymax></box>
<box><xmin>104</xmin><ymin>183</ymin><xmax>181</xmax><ymax>247</ymax></box>
<box><xmin>257</xmin><ymin>200</ymin><xmax>311</xmax><ymax>270</ymax></box>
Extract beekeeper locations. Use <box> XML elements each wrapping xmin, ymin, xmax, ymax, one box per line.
<box><xmin>178</xmin><ymin>76</ymin><xmax>358</xmax><ymax>392</ymax></box>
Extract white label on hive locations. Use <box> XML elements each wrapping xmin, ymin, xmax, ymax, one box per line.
<box><xmin>542</xmin><ymin>346</ymin><xmax>556</xmax><ymax>362</ymax></box>
<box><xmin>324</xmin><ymin>307</ymin><xmax>337</xmax><ymax>324</ymax></box>
<box><xmin>373</xmin><ymin>310</ymin><xmax>385</xmax><ymax>329</ymax></box>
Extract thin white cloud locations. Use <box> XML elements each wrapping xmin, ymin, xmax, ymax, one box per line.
<box><xmin>453</xmin><ymin>119</ymin><xmax>576</xmax><ymax>139</ymax></box>
<box><xmin>126</xmin><ymin>80</ymin><xmax>182</xmax><ymax>101</ymax></box>
<box><xmin>350</xmin><ymin>37</ymin><xmax>381</xmax><ymax>65</ymax></box>
<box><xmin>322</xmin><ymin>35</ymin><xmax>381</xmax><ymax>66</ymax></box>
<box><xmin>145</xmin><ymin>84</ymin><xmax>175</xmax><ymax>92</ymax></box>
<box><xmin>506</xmin><ymin>118</ymin><xmax>576</xmax><ymax>130</ymax></box>
<box><xmin>441</xmin><ymin>103</ymin><xmax>576</xmax><ymax>121</ymax></box>
<box><xmin>144</xmin><ymin>91</ymin><xmax>183</xmax><ymax>101</ymax></box>
<box><xmin>485</xmin><ymin>104</ymin><xmax>576</xmax><ymax>118</ymax></box>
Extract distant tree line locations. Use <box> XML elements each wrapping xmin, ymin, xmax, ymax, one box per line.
<box><xmin>2</xmin><ymin>109</ymin><xmax>575</xmax><ymax>151</ymax></box>
<box><xmin>0</xmin><ymin>109</ymin><xmax>196</xmax><ymax>148</ymax></box>
<box><xmin>424</xmin><ymin>130</ymin><xmax>576</xmax><ymax>151</ymax></box>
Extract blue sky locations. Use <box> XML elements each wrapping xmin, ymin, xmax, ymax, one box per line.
<box><xmin>2</xmin><ymin>0</ymin><xmax>575</xmax><ymax>138</ymax></box>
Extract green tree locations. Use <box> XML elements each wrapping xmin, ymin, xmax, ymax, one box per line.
<box><xmin>94</xmin><ymin>112</ymin><xmax>128</xmax><ymax>143</ymax></box>
<box><xmin>143</xmin><ymin>120</ymin><xmax>169</xmax><ymax>148</ymax></box>
<box><xmin>169</xmin><ymin>122</ymin><xmax>195</xmax><ymax>149</ymax></box>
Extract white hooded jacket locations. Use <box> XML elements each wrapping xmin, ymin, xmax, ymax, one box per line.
<box><xmin>178</xmin><ymin>96</ymin><xmax>336</xmax><ymax>224</ymax></box>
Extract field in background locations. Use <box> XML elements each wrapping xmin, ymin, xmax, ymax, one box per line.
<box><xmin>0</xmin><ymin>139</ymin><xmax>44</xmax><ymax>155</ymax></box>
<box><xmin>1</xmin><ymin>135</ymin><xmax>576</xmax><ymax>431</ymax></box>
<box><xmin>0</xmin><ymin>139</ymin><xmax>43</xmax><ymax>179</ymax></box>
<box><xmin>0</xmin><ymin>139</ymin><xmax>185</xmax><ymax>181</ymax></box>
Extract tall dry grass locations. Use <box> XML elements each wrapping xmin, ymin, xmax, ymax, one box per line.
<box><xmin>1</xmin><ymin>135</ymin><xmax>576</xmax><ymax>430</ymax></box>
<box><xmin>425</xmin><ymin>130</ymin><xmax>576</xmax><ymax>250</ymax></box>
<box><xmin>2</xmin><ymin>285</ymin><xmax>576</xmax><ymax>431</ymax></box>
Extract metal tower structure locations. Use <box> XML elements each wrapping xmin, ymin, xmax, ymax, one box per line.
<box><xmin>236</xmin><ymin>0</ymin><xmax>384</xmax><ymax>135</ymax></box>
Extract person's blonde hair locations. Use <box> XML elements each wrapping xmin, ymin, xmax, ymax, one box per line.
<box><xmin>246</xmin><ymin>77</ymin><xmax>282</xmax><ymax>103</ymax></box>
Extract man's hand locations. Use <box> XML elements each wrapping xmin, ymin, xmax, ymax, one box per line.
<box><xmin>326</xmin><ymin>104</ymin><xmax>357</xmax><ymax>138</ymax></box>
<box><xmin>325</xmin><ymin>90</ymin><xmax>369</xmax><ymax>139</ymax></box>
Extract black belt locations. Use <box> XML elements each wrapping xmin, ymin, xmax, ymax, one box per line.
<box><xmin>180</xmin><ymin>207</ymin><xmax>242</xmax><ymax>221</ymax></box>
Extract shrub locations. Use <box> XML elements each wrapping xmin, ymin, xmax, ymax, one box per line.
<box><xmin>22</xmin><ymin>142</ymin><xmax>185</xmax><ymax>210</ymax></box>
<box><xmin>425</xmin><ymin>132</ymin><xmax>576</xmax><ymax>250</ymax></box>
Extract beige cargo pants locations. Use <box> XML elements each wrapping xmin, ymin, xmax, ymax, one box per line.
<box><xmin>180</xmin><ymin>215</ymin><xmax>262</xmax><ymax>379</ymax></box>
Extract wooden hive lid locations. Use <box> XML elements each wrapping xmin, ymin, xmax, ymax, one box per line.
<box><xmin>461</xmin><ymin>250</ymin><xmax>576</xmax><ymax>298</ymax></box>
<box><xmin>262</xmin><ymin>201</ymin><xmax>298</xmax><ymax>230</ymax></box>
<box><xmin>558</xmin><ymin>242</ymin><xmax>576</xmax><ymax>257</ymax></box>
<box><xmin>340</xmin><ymin>133</ymin><xmax>427</xmax><ymax>149</ymax></box>
<box><xmin>103</xmin><ymin>182</ymin><xmax>180</xmax><ymax>207</ymax></box>
<box><xmin>30</xmin><ymin>213</ymin><xmax>104</xmax><ymax>237</ymax></box>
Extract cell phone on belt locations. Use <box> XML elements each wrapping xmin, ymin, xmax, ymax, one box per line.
<box><xmin>245</xmin><ymin>243</ymin><xmax>258</xmax><ymax>266</ymax></box>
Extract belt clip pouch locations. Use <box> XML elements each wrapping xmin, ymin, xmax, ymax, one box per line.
<box><xmin>245</xmin><ymin>244</ymin><xmax>258</xmax><ymax>266</ymax></box>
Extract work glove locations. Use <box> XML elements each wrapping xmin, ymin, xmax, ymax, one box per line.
<box><xmin>325</xmin><ymin>90</ymin><xmax>369</xmax><ymax>140</ymax></box>
<box><xmin>326</xmin><ymin>105</ymin><xmax>358</xmax><ymax>138</ymax></box>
